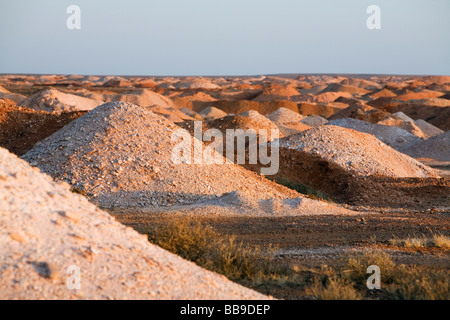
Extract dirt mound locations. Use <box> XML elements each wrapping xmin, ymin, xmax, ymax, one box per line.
<box><xmin>421</xmin><ymin>76</ymin><xmax>450</xmax><ymax>84</ymax></box>
<box><xmin>299</xmin><ymin>116</ymin><xmax>328</xmax><ymax>127</ymax></box>
<box><xmin>197</xmin><ymin>100</ymin><xmax>298</xmax><ymax>115</ymax></box>
<box><xmin>399</xmin><ymin>131</ymin><xmax>450</xmax><ymax>161</ymax></box>
<box><xmin>377</xmin><ymin>118</ymin><xmax>426</xmax><ymax>139</ymax></box>
<box><xmin>426</xmin><ymin>83</ymin><xmax>450</xmax><ymax>92</ymax></box>
<box><xmin>175</xmin><ymin>78</ymin><xmax>220</xmax><ymax>90</ymax></box>
<box><xmin>278</xmin><ymin>126</ymin><xmax>438</xmax><ymax>178</ymax></box>
<box><xmin>367</xmin><ymin>97</ymin><xmax>403</xmax><ymax>109</ymax></box>
<box><xmin>413</xmin><ymin>119</ymin><xmax>443</xmax><ymax>138</ymax></box>
<box><xmin>136</xmin><ymin>78</ymin><xmax>157</xmax><ymax>88</ymax></box>
<box><xmin>253</xmin><ymin>85</ymin><xmax>300</xmax><ymax>102</ymax></box>
<box><xmin>198</xmin><ymin>106</ymin><xmax>228</xmax><ymax>120</ymax></box>
<box><xmin>0</xmin><ymin>92</ymin><xmax>27</xmax><ymax>104</ymax></box>
<box><xmin>368</xmin><ymin>88</ymin><xmax>397</xmax><ymax>99</ymax></box>
<box><xmin>392</xmin><ymin>112</ymin><xmax>414</xmax><ymax>122</ymax></box>
<box><xmin>387</xmin><ymin>102</ymin><xmax>450</xmax><ymax>131</ymax></box>
<box><xmin>327</xmin><ymin>118</ymin><xmax>421</xmax><ymax>150</ymax></box>
<box><xmin>146</xmin><ymin>105</ymin><xmax>193</xmax><ymax>122</ymax></box>
<box><xmin>110</xmin><ymin>89</ymin><xmax>178</xmax><ymax>109</ymax></box>
<box><xmin>297</xmin><ymin>103</ymin><xmax>343</xmax><ymax>117</ymax></box>
<box><xmin>407</xmin><ymin>98</ymin><xmax>450</xmax><ymax>107</ymax></box>
<box><xmin>0</xmin><ymin>85</ymin><xmax>10</xmax><ymax>93</ymax></box>
<box><xmin>277</xmin><ymin>122</ymin><xmax>312</xmax><ymax>137</ymax></box>
<box><xmin>181</xmin><ymin>92</ymin><xmax>217</xmax><ymax>102</ymax></box>
<box><xmin>0</xmin><ymin>102</ymin><xmax>85</xmax><ymax>156</ymax></box>
<box><xmin>396</xmin><ymin>90</ymin><xmax>443</xmax><ymax>101</ymax></box>
<box><xmin>328</xmin><ymin>104</ymin><xmax>391</xmax><ymax>123</ymax></box>
<box><xmin>0</xmin><ymin>147</ymin><xmax>266</xmax><ymax>299</ymax></box>
<box><xmin>339</xmin><ymin>78</ymin><xmax>382</xmax><ymax>90</ymax></box>
<box><xmin>266</xmin><ymin>107</ymin><xmax>304</xmax><ymax>124</ymax></box>
<box><xmin>319</xmin><ymin>83</ymin><xmax>370</xmax><ymax>95</ymax></box>
<box><xmin>21</xmin><ymin>102</ymin><xmax>294</xmax><ymax>208</ymax></box>
<box><xmin>19</xmin><ymin>89</ymin><xmax>102</xmax><ymax>114</ymax></box>
<box><xmin>296</xmin><ymin>92</ymin><xmax>354</xmax><ymax>104</ymax></box>
<box><xmin>438</xmin><ymin>93</ymin><xmax>450</xmax><ymax>100</ymax></box>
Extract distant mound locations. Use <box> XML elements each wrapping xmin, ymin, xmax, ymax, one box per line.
<box><xmin>327</xmin><ymin>118</ymin><xmax>421</xmax><ymax>150</ymax></box>
<box><xmin>297</xmin><ymin>102</ymin><xmax>344</xmax><ymax>118</ymax></box>
<box><xmin>377</xmin><ymin>118</ymin><xmax>426</xmax><ymax>139</ymax></box>
<box><xmin>175</xmin><ymin>78</ymin><xmax>220</xmax><ymax>90</ymax></box>
<box><xmin>266</xmin><ymin>107</ymin><xmax>304</xmax><ymax>124</ymax></box>
<box><xmin>198</xmin><ymin>106</ymin><xmax>228</xmax><ymax>120</ymax></box>
<box><xmin>399</xmin><ymin>131</ymin><xmax>450</xmax><ymax>162</ymax></box>
<box><xmin>328</xmin><ymin>104</ymin><xmax>391</xmax><ymax>123</ymax></box>
<box><xmin>368</xmin><ymin>88</ymin><xmax>397</xmax><ymax>99</ymax></box>
<box><xmin>396</xmin><ymin>90</ymin><xmax>443</xmax><ymax>101</ymax></box>
<box><xmin>19</xmin><ymin>89</ymin><xmax>102</xmax><ymax>114</ymax></box>
<box><xmin>339</xmin><ymin>78</ymin><xmax>382</xmax><ymax>90</ymax></box>
<box><xmin>0</xmin><ymin>147</ymin><xmax>266</xmax><ymax>299</ymax></box>
<box><xmin>319</xmin><ymin>83</ymin><xmax>370</xmax><ymax>95</ymax></box>
<box><xmin>413</xmin><ymin>119</ymin><xmax>443</xmax><ymax>139</ymax></box>
<box><xmin>109</xmin><ymin>89</ymin><xmax>178</xmax><ymax>109</ymax></box>
<box><xmin>253</xmin><ymin>85</ymin><xmax>300</xmax><ymax>102</ymax></box>
<box><xmin>197</xmin><ymin>100</ymin><xmax>298</xmax><ymax>115</ymax></box>
<box><xmin>300</xmin><ymin>116</ymin><xmax>328</xmax><ymax>127</ymax></box>
<box><xmin>386</xmin><ymin>102</ymin><xmax>450</xmax><ymax>131</ymax></box>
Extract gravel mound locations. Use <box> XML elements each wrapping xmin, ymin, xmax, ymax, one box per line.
<box><xmin>319</xmin><ymin>83</ymin><xmax>370</xmax><ymax>95</ymax></box>
<box><xmin>19</xmin><ymin>89</ymin><xmax>102</xmax><ymax>114</ymax></box>
<box><xmin>413</xmin><ymin>120</ymin><xmax>443</xmax><ymax>138</ymax></box>
<box><xmin>399</xmin><ymin>131</ymin><xmax>450</xmax><ymax>161</ymax></box>
<box><xmin>253</xmin><ymin>86</ymin><xmax>300</xmax><ymax>102</ymax></box>
<box><xmin>300</xmin><ymin>116</ymin><xmax>328</xmax><ymax>127</ymax></box>
<box><xmin>198</xmin><ymin>106</ymin><xmax>228</xmax><ymax>120</ymax></box>
<box><xmin>0</xmin><ymin>147</ymin><xmax>267</xmax><ymax>299</ymax></box>
<box><xmin>278</xmin><ymin>125</ymin><xmax>438</xmax><ymax>178</ymax></box>
<box><xmin>109</xmin><ymin>89</ymin><xmax>178</xmax><ymax>109</ymax></box>
<box><xmin>328</xmin><ymin>104</ymin><xmax>391</xmax><ymax>123</ymax></box>
<box><xmin>327</xmin><ymin>118</ymin><xmax>421</xmax><ymax>150</ymax></box>
<box><xmin>266</xmin><ymin>108</ymin><xmax>304</xmax><ymax>124</ymax></box>
<box><xmin>377</xmin><ymin>118</ymin><xmax>426</xmax><ymax>139</ymax></box>
<box><xmin>392</xmin><ymin>112</ymin><xmax>414</xmax><ymax>122</ymax></box>
<box><xmin>21</xmin><ymin>102</ymin><xmax>297</xmax><ymax>208</ymax></box>
<box><xmin>0</xmin><ymin>92</ymin><xmax>27</xmax><ymax>104</ymax></box>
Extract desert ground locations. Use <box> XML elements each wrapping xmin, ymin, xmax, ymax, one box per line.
<box><xmin>0</xmin><ymin>73</ymin><xmax>449</xmax><ymax>300</ymax></box>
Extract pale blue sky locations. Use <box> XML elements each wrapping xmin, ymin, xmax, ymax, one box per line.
<box><xmin>0</xmin><ymin>0</ymin><xmax>449</xmax><ymax>76</ymax></box>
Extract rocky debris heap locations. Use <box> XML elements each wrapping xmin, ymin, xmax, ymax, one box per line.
<box><xmin>327</xmin><ymin>118</ymin><xmax>421</xmax><ymax>150</ymax></box>
<box><xmin>0</xmin><ymin>147</ymin><xmax>267</xmax><ymax>299</ymax></box>
<box><xmin>21</xmin><ymin>102</ymin><xmax>298</xmax><ymax>208</ymax></box>
<box><xmin>399</xmin><ymin>131</ymin><xmax>450</xmax><ymax>162</ymax></box>
<box><xmin>278</xmin><ymin>125</ymin><xmax>438</xmax><ymax>178</ymax></box>
<box><xmin>198</xmin><ymin>106</ymin><xmax>228</xmax><ymax>120</ymax></box>
<box><xmin>300</xmin><ymin>116</ymin><xmax>328</xmax><ymax>127</ymax></box>
<box><xmin>19</xmin><ymin>89</ymin><xmax>103</xmax><ymax>114</ymax></box>
<box><xmin>22</xmin><ymin>102</ymin><xmax>357</xmax><ymax>216</ymax></box>
<box><xmin>266</xmin><ymin>107</ymin><xmax>304</xmax><ymax>125</ymax></box>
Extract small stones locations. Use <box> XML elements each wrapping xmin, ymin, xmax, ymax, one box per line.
<box><xmin>57</xmin><ymin>210</ymin><xmax>81</xmax><ymax>222</ymax></box>
<box><xmin>29</xmin><ymin>261</ymin><xmax>59</xmax><ymax>280</ymax></box>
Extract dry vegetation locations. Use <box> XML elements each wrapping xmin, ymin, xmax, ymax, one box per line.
<box><xmin>145</xmin><ymin>219</ymin><xmax>450</xmax><ymax>300</ymax></box>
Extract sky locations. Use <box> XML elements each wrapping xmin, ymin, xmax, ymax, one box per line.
<box><xmin>0</xmin><ymin>0</ymin><xmax>449</xmax><ymax>76</ymax></box>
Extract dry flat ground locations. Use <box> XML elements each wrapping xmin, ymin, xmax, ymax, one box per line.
<box><xmin>113</xmin><ymin>211</ymin><xmax>450</xmax><ymax>269</ymax></box>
